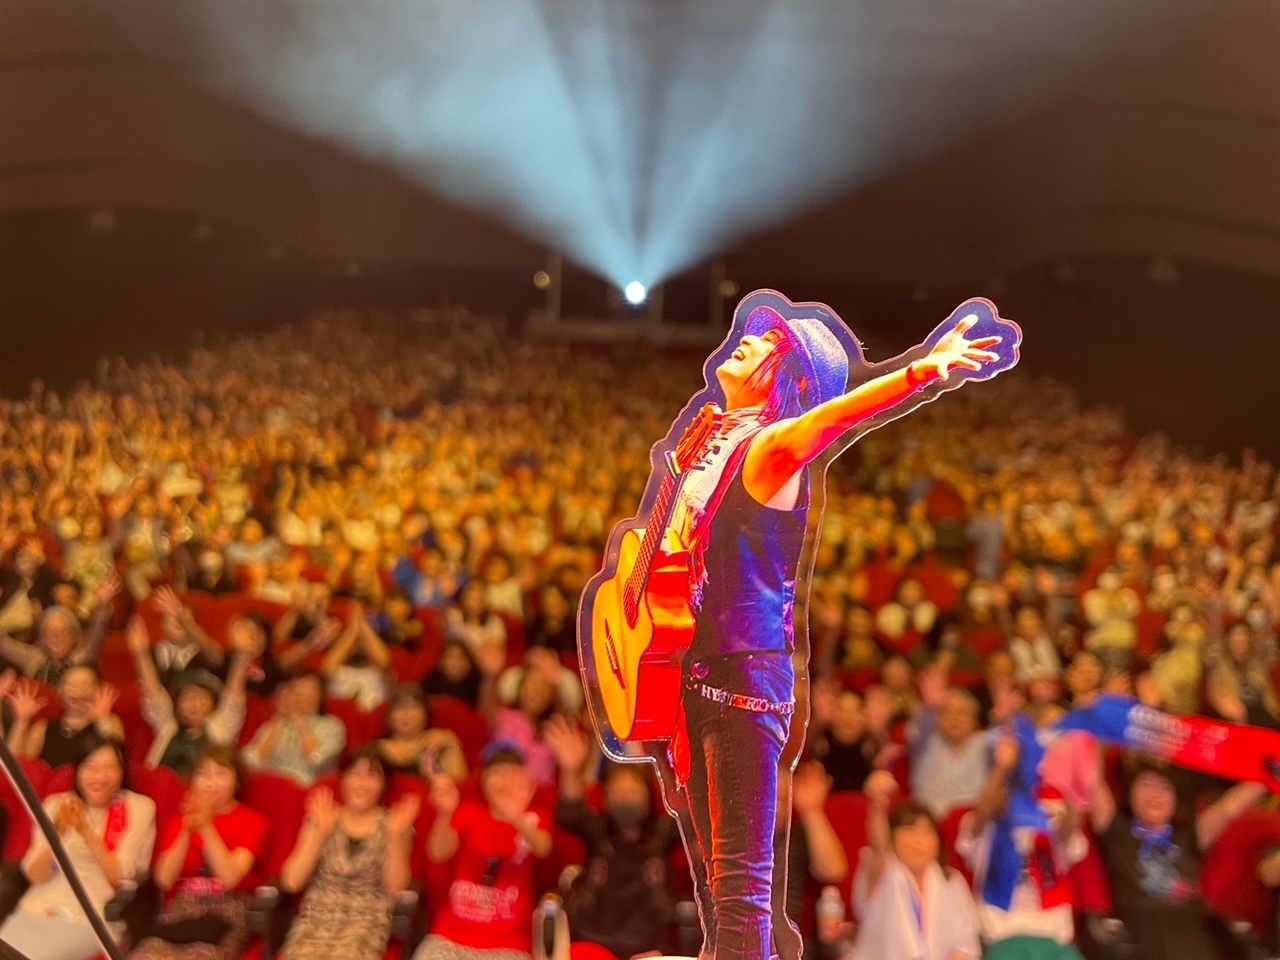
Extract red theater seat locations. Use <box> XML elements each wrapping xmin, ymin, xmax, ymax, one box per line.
<box><xmin>241</xmin><ymin>772</ymin><xmax>308</xmax><ymax>885</ymax></box>
<box><xmin>823</xmin><ymin>791</ymin><xmax>869</xmax><ymax>906</ymax></box>
<box><xmin>0</xmin><ymin>758</ymin><xmax>54</xmax><ymax>860</ymax></box>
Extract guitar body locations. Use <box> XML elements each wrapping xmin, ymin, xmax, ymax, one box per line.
<box><xmin>591</xmin><ymin>526</ymin><xmax>697</xmax><ymax>741</ymax></box>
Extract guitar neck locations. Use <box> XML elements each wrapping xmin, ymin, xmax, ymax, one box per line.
<box><xmin>624</xmin><ymin>456</ymin><xmax>681</xmax><ymax>611</ymax></box>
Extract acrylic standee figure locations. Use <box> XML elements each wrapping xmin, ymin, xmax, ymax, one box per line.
<box><xmin>579</xmin><ymin>289</ymin><xmax>1022</xmax><ymax>960</ymax></box>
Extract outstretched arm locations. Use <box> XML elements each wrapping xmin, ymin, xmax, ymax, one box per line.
<box><xmin>744</xmin><ymin>318</ymin><xmax>1001</xmax><ymax>503</ymax></box>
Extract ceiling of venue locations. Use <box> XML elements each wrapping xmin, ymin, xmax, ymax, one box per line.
<box><xmin>2</xmin><ymin>0</ymin><xmax>1276</xmax><ymax>288</ymax></box>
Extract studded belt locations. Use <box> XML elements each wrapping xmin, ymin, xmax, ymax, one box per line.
<box><xmin>692</xmin><ymin>681</ymin><xmax>795</xmax><ymax>716</ymax></box>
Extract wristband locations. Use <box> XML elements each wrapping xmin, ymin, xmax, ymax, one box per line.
<box><xmin>905</xmin><ymin>361</ymin><xmax>933</xmax><ymax>391</ymax></box>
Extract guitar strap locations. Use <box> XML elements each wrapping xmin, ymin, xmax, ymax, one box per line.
<box><xmin>670</xmin><ymin>423</ymin><xmax>766</xmax><ymax>788</ymax></box>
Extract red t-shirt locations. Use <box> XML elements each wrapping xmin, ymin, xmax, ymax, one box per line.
<box><xmin>433</xmin><ymin>800</ymin><xmax>548</xmax><ymax>951</ymax></box>
<box><xmin>159</xmin><ymin>802</ymin><xmax>270</xmax><ymax>894</ymax></box>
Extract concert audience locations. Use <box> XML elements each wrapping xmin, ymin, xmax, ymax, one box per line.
<box><xmin>0</xmin><ymin>314</ymin><xmax>1279</xmax><ymax>958</ymax></box>
<box><xmin>242</xmin><ymin>672</ymin><xmax>346</xmax><ymax>786</ymax></box>
<box><xmin>278</xmin><ymin>748</ymin><xmax>419</xmax><ymax>960</ymax></box>
<box><xmin>0</xmin><ymin>740</ymin><xmax>155</xmax><ymax>960</ymax></box>
<box><xmin>134</xmin><ymin>745</ymin><xmax>268</xmax><ymax>960</ymax></box>
<box><xmin>545</xmin><ymin>716</ymin><xmax>678</xmax><ymax>959</ymax></box>
<box><xmin>417</xmin><ymin>742</ymin><xmax>552</xmax><ymax>960</ymax></box>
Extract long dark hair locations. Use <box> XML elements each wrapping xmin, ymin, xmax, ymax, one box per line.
<box><xmin>746</xmin><ymin>335</ymin><xmax>810</xmax><ymax>423</ymax></box>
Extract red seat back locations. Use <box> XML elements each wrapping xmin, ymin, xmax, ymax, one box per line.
<box><xmin>937</xmin><ymin>804</ymin><xmax>975</xmax><ymax>884</ymax></box>
<box><xmin>241</xmin><ymin>772</ymin><xmax>308</xmax><ymax>882</ymax></box>
<box><xmin>128</xmin><ymin>763</ymin><xmax>188</xmax><ymax>856</ymax></box>
<box><xmin>325</xmin><ymin>697</ymin><xmax>374</xmax><ymax>754</ymax></box>
<box><xmin>239</xmin><ymin>693</ymin><xmax>276</xmax><ymax>747</ymax></box>
<box><xmin>824</xmin><ymin>791</ymin><xmax>869</xmax><ymax>906</ymax></box>
<box><xmin>425</xmin><ymin>696</ymin><xmax>489</xmax><ymax>772</ymax></box>
<box><xmin>1201</xmin><ymin>808</ymin><xmax>1280</xmax><ymax>933</ymax></box>
<box><xmin>0</xmin><ymin>758</ymin><xmax>54</xmax><ymax>860</ymax></box>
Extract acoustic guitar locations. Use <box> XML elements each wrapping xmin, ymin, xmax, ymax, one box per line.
<box><xmin>588</xmin><ymin>406</ymin><xmax>719</xmax><ymax>741</ymax></box>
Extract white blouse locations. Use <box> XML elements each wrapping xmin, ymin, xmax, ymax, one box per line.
<box><xmin>851</xmin><ymin>849</ymin><xmax>980</xmax><ymax>960</ymax></box>
<box><xmin>20</xmin><ymin>791</ymin><xmax>157</xmax><ymax>936</ymax></box>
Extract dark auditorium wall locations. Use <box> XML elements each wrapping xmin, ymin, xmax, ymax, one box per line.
<box><xmin>0</xmin><ymin>208</ymin><xmax>538</xmax><ymax>396</ymax></box>
<box><xmin>762</xmin><ymin>258</ymin><xmax>1280</xmax><ymax>465</ymax></box>
<box><xmin>3</xmin><ymin>208</ymin><xmax>1280</xmax><ymax>464</ymax></box>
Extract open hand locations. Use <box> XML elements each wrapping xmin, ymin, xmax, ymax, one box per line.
<box><xmin>791</xmin><ymin>761</ymin><xmax>833</xmax><ymax>817</ymax></box>
<box><xmin>125</xmin><ymin>616</ymin><xmax>152</xmax><ymax>658</ymax></box>
<box><xmin>864</xmin><ymin>770</ymin><xmax>899</xmax><ymax>809</ymax></box>
<box><xmin>90</xmin><ymin>682</ymin><xmax>118</xmax><ymax>723</ymax></box>
<box><xmin>543</xmin><ymin>714</ymin><xmax>589</xmax><ymax>773</ymax></box>
<box><xmin>94</xmin><ymin>572</ymin><xmax>123</xmax><ymax>607</ymax></box>
<box><xmin>152</xmin><ymin>585</ymin><xmax>184</xmax><ymax>620</ymax></box>
<box><xmin>917</xmin><ymin>664</ymin><xmax>949</xmax><ymax>710</ymax></box>
<box><xmin>912</xmin><ymin>315</ymin><xmax>1003</xmax><ymax>384</ymax></box>
<box><xmin>8</xmin><ymin>681</ymin><xmax>47</xmax><ymax>723</ymax></box>
<box><xmin>427</xmin><ymin>770</ymin><xmax>460</xmax><ymax>817</ymax></box>
<box><xmin>993</xmin><ymin>731</ymin><xmax>1021</xmax><ymax>773</ymax></box>
<box><xmin>0</xmin><ymin>669</ymin><xmax>18</xmax><ymax>704</ymax></box>
<box><xmin>474</xmin><ymin>641</ymin><xmax>506</xmax><ymax>679</ymax></box>
<box><xmin>305</xmin><ymin>787</ymin><xmax>341</xmax><ymax>835</ymax></box>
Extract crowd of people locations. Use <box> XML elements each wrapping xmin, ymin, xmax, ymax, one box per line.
<box><xmin>0</xmin><ymin>311</ymin><xmax>1275</xmax><ymax>960</ymax></box>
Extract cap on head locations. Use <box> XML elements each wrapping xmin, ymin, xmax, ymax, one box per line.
<box><xmin>480</xmin><ymin>739</ymin><xmax>526</xmax><ymax>770</ymax></box>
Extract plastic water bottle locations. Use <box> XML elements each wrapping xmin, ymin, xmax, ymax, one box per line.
<box><xmin>816</xmin><ymin>885</ymin><xmax>845</xmax><ymax>946</ymax></box>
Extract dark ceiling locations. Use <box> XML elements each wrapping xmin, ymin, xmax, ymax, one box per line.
<box><xmin>1</xmin><ymin>1</ymin><xmax>1277</xmax><ymax>289</ymax></box>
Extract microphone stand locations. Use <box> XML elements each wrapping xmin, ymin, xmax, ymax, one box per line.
<box><xmin>0</xmin><ymin>738</ymin><xmax>125</xmax><ymax>960</ymax></box>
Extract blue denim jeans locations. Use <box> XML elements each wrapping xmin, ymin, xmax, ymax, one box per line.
<box><xmin>677</xmin><ymin>652</ymin><xmax>796</xmax><ymax>960</ymax></box>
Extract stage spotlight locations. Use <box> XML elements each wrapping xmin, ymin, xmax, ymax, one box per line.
<box><xmin>533</xmin><ymin>270</ymin><xmax>552</xmax><ymax>290</ymax></box>
<box><xmin>624</xmin><ymin>281</ymin><xmax>647</xmax><ymax>305</ymax></box>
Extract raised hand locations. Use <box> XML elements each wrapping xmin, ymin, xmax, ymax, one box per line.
<box><xmin>917</xmin><ymin>664</ymin><xmax>949</xmax><ymax>710</ymax></box>
<box><xmin>873</xmin><ymin>743</ymin><xmax>905</xmax><ymax>770</ymax></box>
<box><xmin>543</xmin><ymin>715</ymin><xmax>589</xmax><ymax>773</ymax></box>
<box><xmin>152</xmin><ymin>585</ymin><xmax>184</xmax><ymax>620</ymax></box>
<box><xmin>388</xmin><ymin>793</ymin><xmax>422</xmax><ymax>837</ymax></box>
<box><xmin>94</xmin><ymin>572</ymin><xmax>123</xmax><ymax>607</ymax></box>
<box><xmin>993</xmin><ymin>731</ymin><xmax>1021</xmax><ymax>773</ymax></box>
<box><xmin>0</xmin><ymin>669</ymin><xmax>18</xmax><ymax>704</ymax></box>
<box><xmin>864</xmin><ymin>770</ymin><xmax>899</xmax><ymax>810</ymax></box>
<box><xmin>527</xmin><ymin>646</ymin><xmax>561</xmax><ymax>682</ymax></box>
<box><xmin>305</xmin><ymin>787</ymin><xmax>341</xmax><ymax>835</ymax></box>
<box><xmin>427</xmin><ymin>770</ymin><xmax>460</xmax><ymax>817</ymax></box>
<box><xmin>990</xmin><ymin>678</ymin><xmax>1025</xmax><ymax>724</ymax></box>
<box><xmin>308</xmin><ymin>618</ymin><xmax>342</xmax><ymax>651</ymax></box>
<box><xmin>8</xmin><ymin>681</ymin><xmax>47</xmax><ymax>723</ymax></box>
<box><xmin>90</xmin><ymin>682</ymin><xmax>118</xmax><ymax>723</ymax></box>
<box><xmin>913</xmin><ymin>315</ymin><xmax>1003</xmax><ymax>384</ymax></box>
<box><xmin>810</xmin><ymin>676</ymin><xmax>838</xmax><ymax>729</ymax></box>
<box><xmin>125</xmin><ymin>616</ymin><xmax>152</xmax><ymax>658</ymax></box>
<box><xmin>791</xmin><ymin>761</ymin><xmax>833</xmax><ymax>817</ymax></box>
<box><xmin>475</xmin><ymin>641</ymin><xmax>506</xmax><ymax>679</ymax></box>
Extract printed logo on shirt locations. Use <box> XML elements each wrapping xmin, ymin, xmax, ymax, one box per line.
<box><xmin>449</xmin><ymin>879</ymin><xmax>520</xmax><ymax>924</ymax></box>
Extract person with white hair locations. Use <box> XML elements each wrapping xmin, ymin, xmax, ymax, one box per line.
<box><xmin>0</xmin><ymin>600</ymin><xmax>110</xmax><ymax>687</ymax></box>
